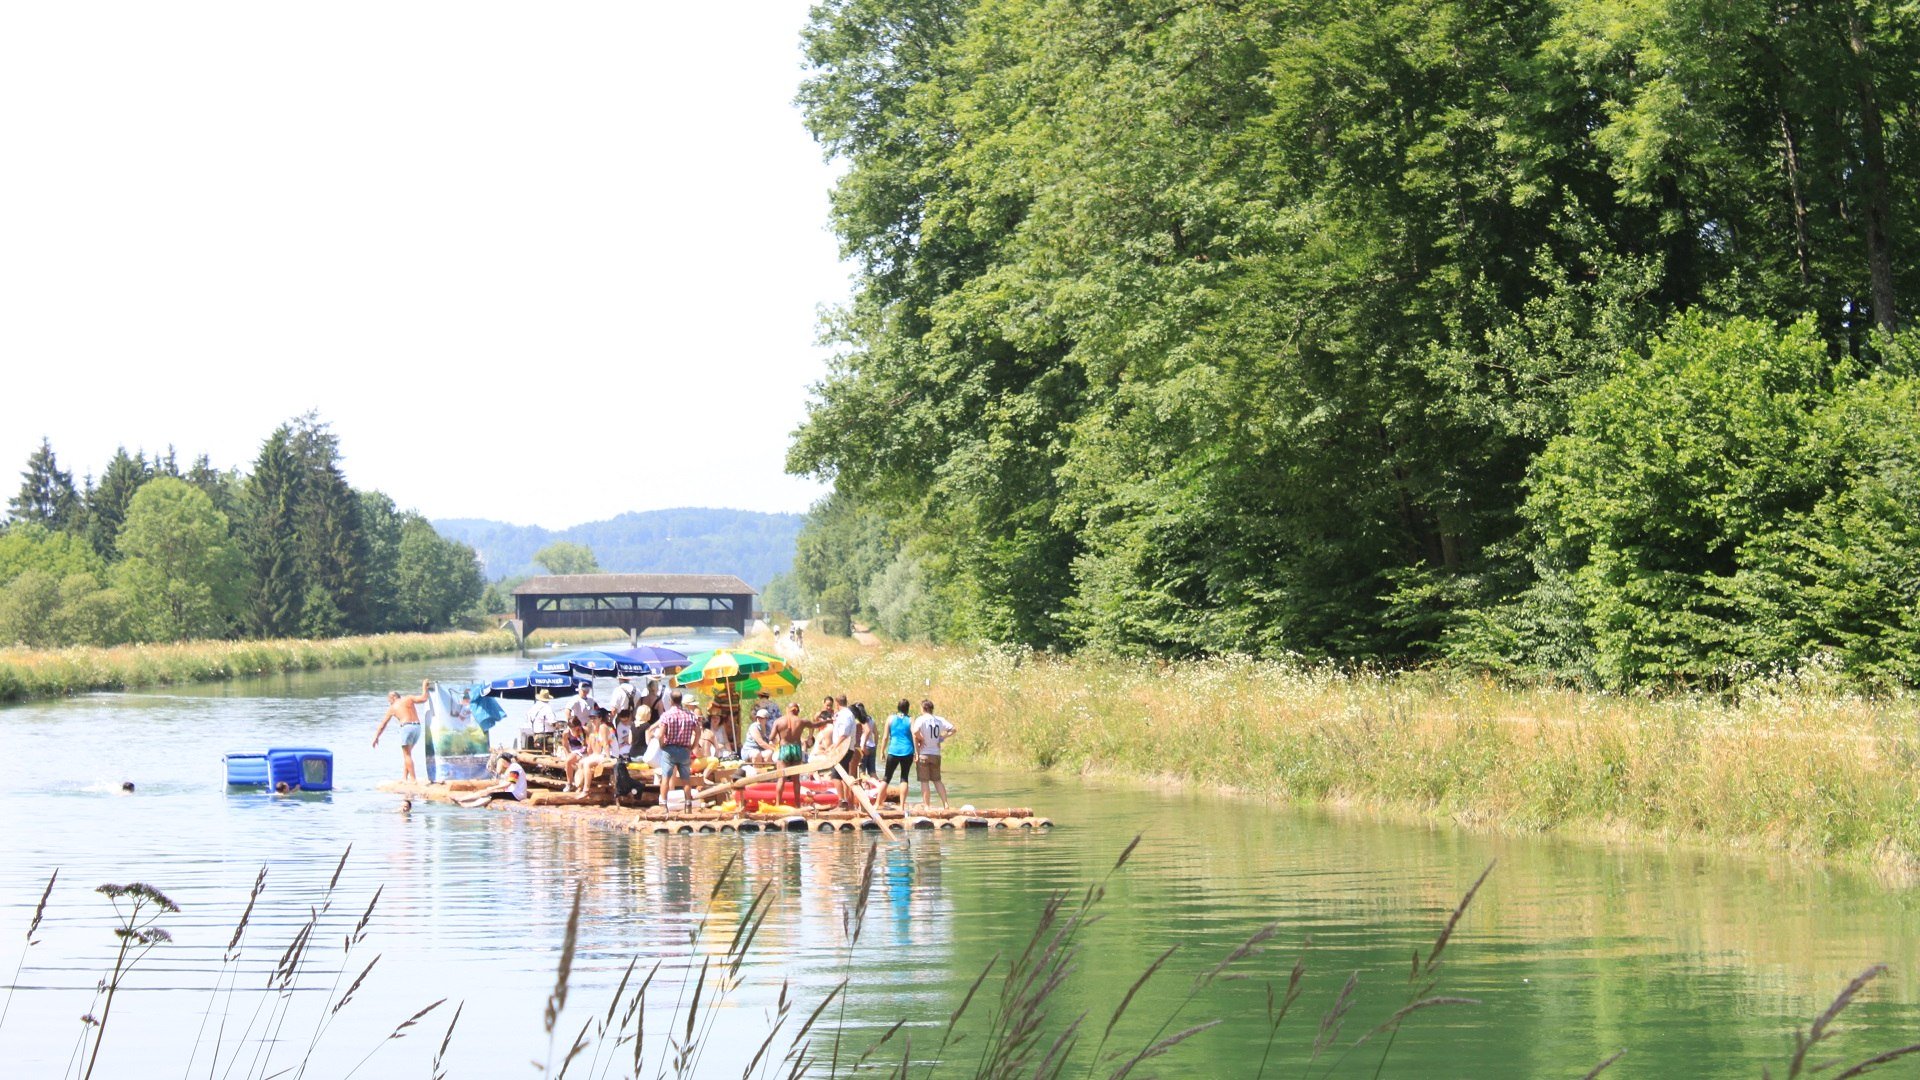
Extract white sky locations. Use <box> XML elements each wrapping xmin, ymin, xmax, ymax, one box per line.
<box><xmin>0</xmin><ymin>1</ymin><xmax>846</xmax><ymax>527</ymax></box>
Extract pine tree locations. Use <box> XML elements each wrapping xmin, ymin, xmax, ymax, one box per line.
<box><xmin>8</xmin><ymin>438</ymin><xmax>81</xmax><ymax>530</ymax></box>
<box><xmin>240</xmin><ymin>426</ymin><xmax>305</xmax><ymax>637</ymax></box>
<box><xmin>290</xmin><ymin>416</ymin><xmax>368</xmax><ymax>635</ymax></box>
<box><xmin>85</xmin><ymin>448</ymin><xmax>153</xmax><ymax>560</ymax></box>
<box><xmin>184</xmin><ymin>454</ymin><xmax>235</xmax><ymax>519</ymax></box>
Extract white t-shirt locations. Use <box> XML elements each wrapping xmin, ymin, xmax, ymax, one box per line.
<box><xmin>568</xmin><ymin>697</ymin><xmax>596</xmax><ymax>727</ymax></box>
<box><xmin>913</xmin><ymin>713</ymin><xmax>953</xmax><ymax>756</ymax></box>
<box><xmin>832</xmin><ymin>707</ymin><xmax>858</xmax><ymax>747</ymax></box>
<box><xmin>503</xmin><ymin>762</ymin><xmax>528</xmax><ymax>800</ymax></box>
<box><xmin>527</xmin><ymin>701</ymin><xmax>557</xmax><ymax>733</ymax></box>
<box><xmin>610</xmin><ymin>682</ymin><xmax>638</xmax><ymax>713</ymax></box>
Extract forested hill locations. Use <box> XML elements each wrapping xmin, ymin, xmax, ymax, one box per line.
<box><xmin>434</xmin><ymin>509</ymin><xmax>803</xmax><ymax>589</ymax></box>
<box><xmin>779</xmin><ymin>0</ymin><xmax>1920</xmax><ymax>690</ymax></box>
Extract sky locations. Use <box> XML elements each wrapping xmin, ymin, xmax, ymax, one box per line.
<box><xmin>0</xmin><ymin>1</ymin><xmax>848</xmax><ymax>528</ymax></box>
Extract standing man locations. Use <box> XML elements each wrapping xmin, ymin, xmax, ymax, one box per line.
<box><xmin>772</xmin><ymin>705</ymin><xmax>808</xmax><ymax>807</ymax></box>
<box><xmin>912</xmin><ymin>699</ymin><xmax>957</xmax><ymax>808</ymax></box>
<box><xmin>609</xmin><ymin>674</ymin><xmax>638</xmax><ymax>716</ymax></box>
<box><xmin>372</xmin><ymin>678</ymin><xmax>432</xmax><ymax>782</ymax></box>
<box><xmin>656</xmin><ymin>689</ymin><xmax>701</xmax><ymax>810</ymax></box>
<box><xmin>831</xmin><ymin>694</ymin><xmax>859</xmax><ymax>804</ymax></box>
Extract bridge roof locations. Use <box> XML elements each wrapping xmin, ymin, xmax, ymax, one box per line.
<box><xmin>511</xmin><ymin>573</ymin><xmax>757</xmax><ymax>597</ymax></box>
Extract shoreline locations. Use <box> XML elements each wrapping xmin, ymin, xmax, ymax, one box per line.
<box><xmin>786</xmin><ymin>636</ymin><xmax>1920</xmax><ymax>881</ymax></box>
<box><xmin>0</xmin><ymin>629</ymin><xmax>518</xmax><ymax>702</ymax></box>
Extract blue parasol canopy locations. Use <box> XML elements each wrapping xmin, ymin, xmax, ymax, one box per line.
<box><xmin>536</xmin><ymin>647</ymin><xmax>688</xmax><ymax>678</ymax></box>
<box><xmin>610</xmin><ymin>644</ymin><xmax>689</xmax><ymax>672</ymax></box>
<box><xmin>478</xmin><ymin>671</ymin><xmax>582</xmax><ymax>700</ymax></box>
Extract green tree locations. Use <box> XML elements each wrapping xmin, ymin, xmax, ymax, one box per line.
<box><xmin>52</xmin><ymin>572</ymin><xmax>129</xmax><ymax>647</ymax></box>
<box><xmin>8</xmin><ymin>438</ymin><xmax>80</xmax><ymax>531</ymax></box>
<box><xmin>0</xmin><ymin>569</ymin><xmax>60</xmax><ymax>646</ymax></box>
<box><xmin>85</xmin><ymin>447</ymin><xmax>153</xmax><ymax>560</ymax></box>
<box><xmin>239</xmin><ymin>426</ymin><xmax>306</xmax><ymax>638</ymax></box>
<box><xmin>114</xmin><ymin>478</ymin><xmax>245</xmax><ymax>642</ymax></box>
<box><xmin>1527</xmin><ymin>314</ymin><xmax>1839</xmax><ymax>687</ymax></box>
<box><xmin>532</xmin><ymin>541</ymin><xmax>600</xmax><ymax>576</ymax></box>
<box><xmin>290</xmin><ymin>416</ymin><xmax>367</xmax><ymax>633</ymax></box>
<box><xmin>356</xmin><ymin>490</ymin><xmax>404</xmax><ymax>632</ymax></box>
<box><xmin>0</xmin><ymin>522</ymin><xmax>107</xmax><ymax>586</ymax></box>
<box><xmin>393</xmin><ymin>516</ymin><xmax>485</xmax><ymax>631</ymax></box>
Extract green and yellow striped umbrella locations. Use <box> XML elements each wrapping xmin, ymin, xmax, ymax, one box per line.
<box><xmin>673</xmin><ymin>649</ymin><xmax>801</xmax><ymax>700</ymax></box>
<box><xmin>673</xmin><ymin>648</ymin><xmax>785</xmax><ymax>686</ymax></box>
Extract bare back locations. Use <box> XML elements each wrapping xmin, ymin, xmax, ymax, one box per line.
<box><xmin>774</xmin><ymin>713</ymin><xmax>804</xmax><ymax>748</ymax></box>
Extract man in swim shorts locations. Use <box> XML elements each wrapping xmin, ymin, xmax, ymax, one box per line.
<box><xmin>772</xmin><ymin>704</ymin><xmax>808</xmax><ymax>807</ymax></box>
<box><xmin>372</xmin><ymin>678</ymin><xmax>432</xmax><ymax>782</ymax></box>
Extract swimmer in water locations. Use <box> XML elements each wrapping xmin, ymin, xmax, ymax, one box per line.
<box><xmin>120</xmin><ymin>781</ymin><xmax>135</xmax><ymax>794</ymax></box>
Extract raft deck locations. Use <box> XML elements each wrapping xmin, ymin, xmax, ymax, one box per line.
<box><xmin>377</xmin><ymin>747</ymin><xmax>1051</xmax><ymax>835</ymax></box>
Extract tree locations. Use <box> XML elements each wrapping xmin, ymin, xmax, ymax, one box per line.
<box><xmin>356</xmin><ymin>490</ymin><xmax>404</xmax><ymax>632</ymax></box>
<box><xmin>0</xmin><ymin>569</ymin><xmax>60</xmax><ymax>646</ymax></box>
<box><xmin>393</xmin><ymin>515</ymin><xmax>484</xmax><ymax>631</ymax></box>
<box><xmin>239</xmin><ymin>426</ymin><xmax>306</xmax><ymax>638</ymax></box>
<box><xmin>0</xmin><ymin>522</ymin><xmax>107</xmax><ymax>586</ymax></box>
<box><xmin>8</xmin><ymin>438</ymin><xmax>80</xmax><ymax>530</ymax></box>
<box><xmin>533</xmin><ymin>541</ymin><xmax>600</xmax><ymax>576</ymax></box>
<box><xmin>1527</xmin><ymin>315</ymin><xmax>1839</xmax><ymax>687</ymax></box>
<box><xmin>85</xmin><ymin>447</ymin><xmax>153</xmax><ymax>560</ymax></box>
<box><xmin>115</xmin><ymin>478</ymin><xmax>245</xmax><ymax>641</ymax></box>
<box><xmin>290</xmin><ymin>416</ymin><xmax>367</xmax><ymax>633</ymax></box>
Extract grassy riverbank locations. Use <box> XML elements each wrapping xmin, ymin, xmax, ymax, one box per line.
<box><xmin>793</xmin><ymin>637</ymin><xmax>1920</xmax><ymax>874</ymax></box>
<box><xmin>0</xmin><ymin>629</ymin><xmax>515</xmax><ymax>702</ymax></box>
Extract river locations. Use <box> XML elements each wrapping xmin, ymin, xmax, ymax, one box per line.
<box><xmin>0</xmin><ymin>648</ymin><xmax>1916</xmax><ymax>1078</ymax></box>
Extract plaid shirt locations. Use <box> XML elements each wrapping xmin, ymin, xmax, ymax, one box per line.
<box><xmin>657</xmin><ymin>706</ymin><xmax>700</xmax><ymax>748</ymax></box>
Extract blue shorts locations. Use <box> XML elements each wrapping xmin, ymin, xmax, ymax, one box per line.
<box><xmin>402</xmin><ymin>723</ymin><xmax>422</xmax><ymax>748</ymax></box>
<box><xmin>662</xmin><ymin>745</ymin><xmax>692</xmax><ymax>780</ymax></box>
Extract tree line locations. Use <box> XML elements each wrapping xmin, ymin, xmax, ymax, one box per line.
<box><xmin>775</xmin><ymin>0</ymin><xmax>1920</xmax><ymax>689</ymax></box>
<box><xmin>1</xmin><ymin>416</ymin><xmax>484</xmax><ymax>647</ymax></box>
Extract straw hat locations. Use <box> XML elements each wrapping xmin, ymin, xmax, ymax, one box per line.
<box><xmin>535</xmin><ymin>689</ymin><xmax>554</xmax><ymax>702</ymax></box>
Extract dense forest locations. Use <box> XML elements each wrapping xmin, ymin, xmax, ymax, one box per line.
<box><xmin>776</xmin><ymin>0</ymin><xmax>1920</xmax><ymax>689</ymax></box>
<box><xmin>436</xmin><ymin>509</ymin><xmax>804</xmax><ymax>590</ymax></box>
<box><xmin>0</xmin><ymin>416</ymin><xmax>484</xmax><ymax>647</ymax></box>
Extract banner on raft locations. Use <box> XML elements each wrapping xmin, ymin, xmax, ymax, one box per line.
<box><xmin>423</xmin><ymin>685</ymin><xmax>491</xmax><ymax>782</ymax></box>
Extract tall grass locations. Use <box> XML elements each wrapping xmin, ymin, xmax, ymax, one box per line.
<box><xmin>787</xmin><ymin>637</ymin><xmax>1920</xmax><ymax>873</ymax></box>
<box><xmin>0</xmin><ymin>630</ymin><xmax>516</xmax><ymax>702</ymax></box>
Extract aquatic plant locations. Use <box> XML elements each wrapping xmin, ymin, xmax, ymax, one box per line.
<box><xmin>76</xmin><ymin>882</ymin><xmax>179</xmax><ymax>1080</ymax></box>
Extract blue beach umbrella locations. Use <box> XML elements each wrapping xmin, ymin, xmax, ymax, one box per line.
<box><xmin>609</xmin><ymin>644</ymin><xmax>689</xmax><ymax>672</ymax></box>
<box><xmin>478</xmin><ymin>672</ymin><xmax>581</xmax><ymax>700</ymax></box>
<box><xmin>535</xmin><ymin>651</ymin><xmax>647</xmax><ymax>678</ymax></box>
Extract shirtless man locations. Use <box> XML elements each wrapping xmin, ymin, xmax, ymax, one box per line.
<box><xmin>772</xmin><ymin>703</ymin><xmax>808</xmax><ymax>807</ymax></box>
<box><xmin>372</xmin><ymin>679</ymin><xmax>432</xmax><ymax>782</ymax></box>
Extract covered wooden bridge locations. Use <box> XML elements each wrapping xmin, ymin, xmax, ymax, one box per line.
<box><xmin>507</xmin><ymin>573</ymin><xmax>757</xmax><ymax>646</ymax></box>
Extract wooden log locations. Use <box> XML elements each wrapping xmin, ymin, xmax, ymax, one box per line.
<box><xmin>693</xmin><ymin>740</ymin><xmax>850</xmax><ymax>801</ymax></box>
<box><xmin>833</xmin><ymin>763</ymin><xmax>894</xmax><ymax>838</ymax></box>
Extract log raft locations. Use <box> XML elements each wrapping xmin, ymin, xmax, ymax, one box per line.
<box><xmin>377</xmin><ymin>748</ymin><xmax>1053</xmax><ymax>836</ymax></box>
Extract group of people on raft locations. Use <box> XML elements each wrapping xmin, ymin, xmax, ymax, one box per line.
<box><xmin>403</xmin><ymin>672</ymin><xmax>960</xmax><ymax>813</ymax></box>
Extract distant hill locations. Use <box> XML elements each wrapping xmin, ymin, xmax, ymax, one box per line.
<box><xmin>433</xmin><ymin>508</ymin><xmax>803</xmax><ymax>591</ymax></box>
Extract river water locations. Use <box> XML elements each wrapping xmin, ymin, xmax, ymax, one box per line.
<box><xmin>1</xmin><ymin>649</ymin><xmax>1917</xmax><ymax>1078</ymax></box>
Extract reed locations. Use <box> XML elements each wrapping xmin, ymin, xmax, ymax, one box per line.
<box><xmin>0</xmin><ymin>630</ymin><xmax>516</xmax><ymax>702</ymax></box>
<box><xmin>785</xmin><ymin>637</ymin><xmax>1920</xmax><ymax>873</ymax></box>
